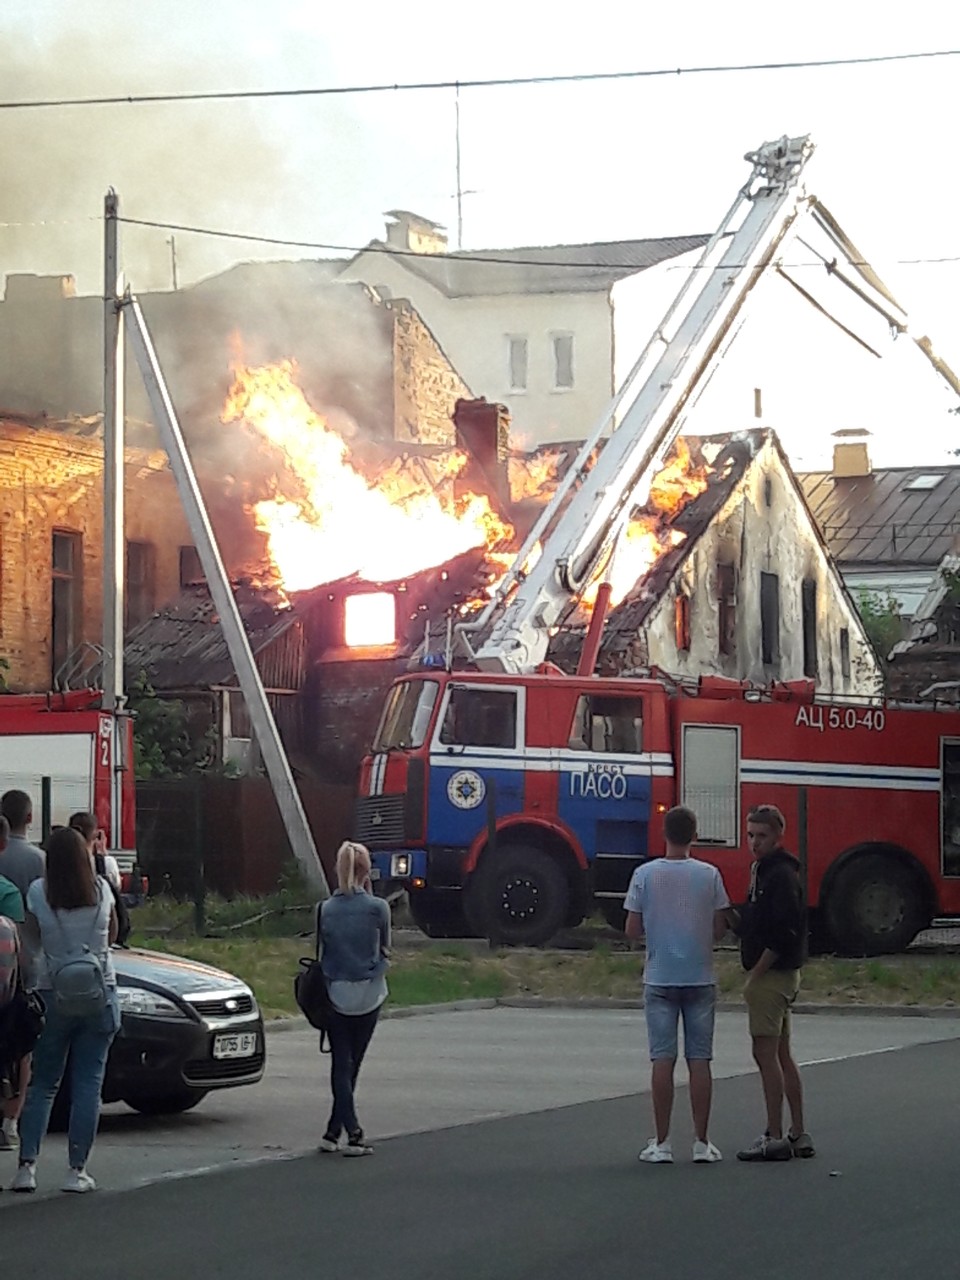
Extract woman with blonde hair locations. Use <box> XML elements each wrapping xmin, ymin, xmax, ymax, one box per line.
<box><xmin>317</xmin><ymin>840</ymin><xmax>390</xmax><ymax>1156</ymax></box>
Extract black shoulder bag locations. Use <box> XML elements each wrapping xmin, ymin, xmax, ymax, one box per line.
<box><xmin>294</xmin><ymin>904</ymin><xmax>333</xmax><ymax>1052</ymax></box>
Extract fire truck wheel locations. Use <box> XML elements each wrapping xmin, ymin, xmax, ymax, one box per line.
<box><xmin>826</xmin><ymin>854</ymin><xmax>926</xmax><ymax>956</ymax></box>
<box><xmin>407</xmin><ymin>889</ymin><xmax>479</xmax><ymax>939</ymax></box>
<box><xmin>472</xmin><ymin>845</ymin><xmax>569</xmax><ymax>947</ymax></box>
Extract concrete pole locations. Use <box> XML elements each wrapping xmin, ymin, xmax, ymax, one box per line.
<box><xmin>123</xmin><ymin>294</ymin><xmax>329</xmax><ymax>897</ymax></box>
<box><xmin>102</xmin><ymin>191</ymin><xmax>126</xmax><ymax>848</ymax></box>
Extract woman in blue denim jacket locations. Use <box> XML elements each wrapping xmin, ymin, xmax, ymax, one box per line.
<box><xmin>11</xmin><ymin>826</ymin><xmax>119</xmax><ymax>1195</ymax></box>
<box><xmin>318</xmin><ymin>841</ymin><xmax>390</xmax><ymax>1157</ymax></box>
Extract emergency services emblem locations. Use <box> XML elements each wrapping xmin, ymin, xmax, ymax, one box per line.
<box><xmin>447</xmin><ymin>769</ymin><xmax>486</xmax><ymax>810</ymax></box>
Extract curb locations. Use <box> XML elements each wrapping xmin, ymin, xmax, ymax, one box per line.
<box><xmin>264</xmin><ymin>995</ymin><xmax>960</xmax><ymax>1033</ymax></box>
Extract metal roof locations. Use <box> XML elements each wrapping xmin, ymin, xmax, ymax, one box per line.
<box><xmin>351</xmin><ymin>235</ymin><xmax>711</xmax><ymax>298</ymax></box>
<box><xmin>124</xmin><ymin>587</ymin><xmax>299</xmax><ymax>691</ymax></box>
<box><xmin>798</xmin><ymin>466</ymin><xmax>960</xmax><ymax>570</ymax></box>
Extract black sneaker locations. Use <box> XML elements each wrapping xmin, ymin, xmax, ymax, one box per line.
<box><xmin>343</xmin><ymin>1131</ymin><xmax>373</xmax><ymax>1157</ymax></box>
<box><xmin>789</xmin><ymin>1131</ymin><xmax>816</xmax><ymax>1158</ymax></box>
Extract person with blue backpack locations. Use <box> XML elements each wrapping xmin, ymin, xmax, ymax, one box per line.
<box><xmin>10</xmin><ymin>826</ymin><xmax>119</xmax><ymax>1195</ymax></box>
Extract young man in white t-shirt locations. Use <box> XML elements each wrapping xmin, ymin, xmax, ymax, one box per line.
<box><xmin>625</xmin><ymin>805</ymin><xmax>730</xmax><ymax>1165</ymax></box>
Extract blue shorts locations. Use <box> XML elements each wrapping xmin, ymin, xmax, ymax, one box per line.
<box><xmin>644</xmin><ymin>984</ymin><xmax>717</xmax><ymax>1061</ymax></box>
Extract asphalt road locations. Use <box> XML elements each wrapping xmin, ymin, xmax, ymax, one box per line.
<box><xmin>1</xmin><ymin>1013</ymin><xmax>958</xmax><ymax>1279</ymax></box>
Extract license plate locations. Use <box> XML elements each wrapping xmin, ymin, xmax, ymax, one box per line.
<box><xmin>213</xmin><ymin>1032</ymin><xmax>258</xmax><ymax>1060</ymax></box>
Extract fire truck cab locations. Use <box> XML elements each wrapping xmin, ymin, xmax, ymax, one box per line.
<box><xmin>357</xmin><ymin>669</ymin><xmax>957</xmax><ymax>954</ymax></box>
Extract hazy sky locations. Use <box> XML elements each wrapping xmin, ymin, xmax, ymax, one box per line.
<box><xmin>2</xmin><ymin>1</ymin><xmax>958</xmax><ymax>466</ymax></box>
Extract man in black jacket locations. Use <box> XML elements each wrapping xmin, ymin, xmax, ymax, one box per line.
<box><xmin>733</xmin><ymin>805</ymin><xmax>815</xmax><ymax>1162</ymax></box>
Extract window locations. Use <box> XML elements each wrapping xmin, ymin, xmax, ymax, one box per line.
<box><xmin>126</xmin><ymin>540</ymin><xmax>156</xmax><ymax>629</ymax></box>
<box><xmin>717</xmin><ymin>562</ymin><xmax>737</xmax><ymax>657</ymax></box>
<box><xmin>569</xmin><ymin>695</ymin><xmax>644</xmax><ymax>754</ymax></box>
<box><xmin>840</xmin><ymin>627</ymin><xmax>851</xmax><ymax>680</ymax></box>
<box><xmin>179</xmin><ymin>545</ymin><xmax>204</xmax><ymax>588</ymax></box>
<box><xmin>904</xmin><ymin>473</ymin><xmax>944</xmax><ymax>491</ymax></box>
<box><xmin>681</xmin><ymin>724</ymin><xmax>739</xmax><ymax>846</ymax></box>
<box><xmin>760</xmin><ymin>572</ymin><xmax>780</xmax><ymax>666</ymax></box>
<box><xmin>507</xmin><ymin>336</ymin><xmax>528</xmax><ymax>392</ymax></box>
<box><xmin>763</xmin><ymin>476</ymin><xmax>773</xmax><ymax>508</ymax></box>
<box><xmin>802</xmin><ymin>578</ymin><xmax>818</xmax><ymax>678</ymax></box>
<box><xmin>439</xmin><ymin>686</ymin><xmax>517</xmax><ymax>750</ymax></box>
<box><xmin>552</xmin><ymin>333</ymin><xmax>574</xmax><ymax>389</ymax></box>
<box><xmin>675</xmin><ymin>592</ymin><xmax>691</xmax><ymax>653</ymax></box>
<box><xmin>373</xmin><ymin>680</ymin><xmax>439</xmax><ymax>752</ymax></box>
<box><xmin>52</xmin><ymin>530</ymin><xmax>82</xmax><ymax>683</ymax></box>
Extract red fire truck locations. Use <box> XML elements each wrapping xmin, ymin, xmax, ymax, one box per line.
<box><xmin>357</xmin><ymin>668</ymin><xmax>960</xmax><ymax>953</ymax></box>
<box><xmin>354</xmin><ymin>136</ymin><xmax>960</xmax><ymax>953</ymax></box>
<box><xmin>0</xmin><ymin>689</ymin><xmax>138</xmax><ymax>884</ymax></box>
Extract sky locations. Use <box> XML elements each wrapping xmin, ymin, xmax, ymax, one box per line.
<box><xmin>1</xmin><ymin>0</ymin><xmax>959</xmax><ymax>468</ymax></box>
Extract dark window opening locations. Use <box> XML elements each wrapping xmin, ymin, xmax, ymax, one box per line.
<box><xmin>802</xmin><ymin>579</ymin><xmax>818</xmax><ymax>678</ymax></box>
<box><xmin>763</xmin><ymin>476</ymin><xmax>773</xmax><ymax>508</ymax></box>
<box><xmin>717</xmin><ymin>562</ymin><xmax>737</xmax><ymax>657</ymax></box>
<box><xmin>569</xmin><ymin>695</ymin><xmax>644</xmax><ymax>754</ymax></box>
<box><xmin>840</xmin><ymin>627</ymin><xmax>851</xmax><ymax>680</ymax></box>
<box><xmin>179</xmin><ymin>545</ymin><xmax>204</xmax><ymax>588</ymax></box>
<box><xmin>126</xmin><ymin>540</ymin><xmax>157</xmax><ymax>629</ymax></box>
<box><xmin>439</xmin><ymin>686</ymin><xmax>517</xmax><ymax>750</ymax></box>
<box><xmin>675</xmin><ymin>592</ymin><xmax>691</xmax><ymax>653</ymax></box>
<box><xmin>52</xmin><ymin>530</ymin><xmax>82</xmax><ymax>683</ymax></box>
<box><xmin>760</xmin><ymin>571</ymin><xmax>780</xmax><ymax>666</ymax></box>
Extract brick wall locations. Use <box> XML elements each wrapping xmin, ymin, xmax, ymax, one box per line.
<box><xmin>0</xmin><ymin>421</ymin><xmax>192</xmax><ymax>690</ymax></box>
<box><xmin>392</xmin><ymin>301</ymin><xmax>472</xmax><ymax>446</ymax></box>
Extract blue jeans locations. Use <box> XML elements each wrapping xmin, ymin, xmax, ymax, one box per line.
<box><xmin>644</xmin><ymin>984</ymin><xmax>716</xmax><ymax>1061</ymax></box>
<box><xmin>325</xmin><ymin>1007</ymin><xmax>379</xmax><ymax>1139</ymax></box>
<box><xmin>18</xmin><ymin>992</ymin><xmax>120</xmax><ymax>1169</ymax></box>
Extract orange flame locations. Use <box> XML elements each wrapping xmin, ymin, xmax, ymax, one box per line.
<box><xmin>222</xmin><ymin>360</ymin><xmax>513</xmax><ymax>591</ymax></box>
<box><xmin>582</xmin><ymin>438</ymin><xmax>711</xmax><ymax>608</ymax></box>
<box><xmin>508</xmin><ymin>449</ymin><xmax>565</xmax><ymax>504</ymax></box>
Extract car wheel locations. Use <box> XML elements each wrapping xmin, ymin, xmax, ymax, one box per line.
<box><xmin>471</xmin><ymin>844</ymin><xmax>569</xmax><ymax>947</ymax></box>
<box><xmin>123</xmin><ymin>1089</ymin><xmax>208</xmax><ymax>1116</ymax></box>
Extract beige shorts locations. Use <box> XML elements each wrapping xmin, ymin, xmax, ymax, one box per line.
<box><xmin>745</xmin><ymin>969</ymin><xmax>801</xmax><ymax>1039</ymax></box>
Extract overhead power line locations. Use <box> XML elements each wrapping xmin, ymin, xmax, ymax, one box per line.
<box><xmin>117</xmin><ymin>215</ymin><xmax>960</xmax><ymax>270</ymax></box>
<box><xmin>1</xmin><ymin>48</ymin><xmax>959</xmax><ymax>111</ymax></box>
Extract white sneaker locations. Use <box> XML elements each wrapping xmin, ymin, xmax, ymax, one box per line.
<box><xmin>11</xmin><ymin>1161</ymin><xmax>36</xmax><ymax>1193</ymax></box>
<box><xmin>638</xmin><ymin>1139</ymin><xmax>673</xmax><ymax>1164</ymax></box>
<box><xmin>0</xmin><ymin>1118</ymin><xmax>18</xmax><ymax>1151</ymax></box>
<box><xmin>693</xmin><ymin>1139</ymin><xmax>723</xmax><ymax>1163</ymax></box>
<box><xmin>62</xmin><ymin>1168</ymin><xmax>97</xmax><ymax>1194</ymax></box>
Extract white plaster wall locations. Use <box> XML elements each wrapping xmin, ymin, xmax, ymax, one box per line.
<box><xmin>637</xmin><ymin>438</ymin><xmax>881</xmax><ymax>696</ymax></box>
<box><xmin>340</xmin><ymin>251</ymin><xmax>614</xmax><ymax>445</ymax></box>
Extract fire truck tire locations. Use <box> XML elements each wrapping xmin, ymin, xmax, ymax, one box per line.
<box><xmin>826</xmin><ymin>854</ymin><xmax>926</xmax><ymax>956</ymax></box>
<box><xmin>471</xmin><ymin>845</ymin><xmax>569</xmax><ymax>947</ymax></box>
<box><xmin>407</xmin><ymin>889</ymin><xmax>479</xmax><ymax>939</ymax></box>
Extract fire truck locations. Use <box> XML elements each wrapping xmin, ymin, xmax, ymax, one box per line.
<box><xmin>0</xmin><ymin>689</ymin><xmax>138</xmax><ymax>886</ymax></box>
<box><xmin>353</xmin><ymin>135</ymin><xmax>960</xmax><ymax>954</ymax></box>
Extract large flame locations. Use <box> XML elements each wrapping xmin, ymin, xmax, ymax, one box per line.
<box><xmin>222</xmin><ymin>360</ymin><xmax>513</xmax><ymax>591</ymax></box>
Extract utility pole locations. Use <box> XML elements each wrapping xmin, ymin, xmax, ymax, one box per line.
<box><xmin>102</xmin><ymin>191</ymin><xmax>126</xmax><ymax>849</ymax></box>
<box><xmin>454</xmin><ymin>84</ymin><xmax>464</xmax><ymax>251</ymax></box>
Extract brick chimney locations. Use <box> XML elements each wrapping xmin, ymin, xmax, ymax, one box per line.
<box><xmin>832</xmin><ymin>428</ymin><xmax>872</xmax><ymax>480</ymax></box>
<box><xmin>383</xmin><ymin>210</ymin><xmax>448</xmax><ymax>255</ymax></box>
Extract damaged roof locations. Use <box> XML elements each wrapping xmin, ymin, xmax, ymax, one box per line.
<box><xmin>351</xmin><ymin>235</ymin><xmax>711</xmax><ymax>298</ymax></box>
<box><xmin>798</xmin><ymin>465</ymin><xmax>960</xmax><ymax>569</ymax></box>
<box><xmin>550</xmin><ymin>430</ymin><xmax>771</xmax><ymax>663</ymax></box>
<box><xmin>124</xmin><ymin>586</ymin><xmax>301</xmax><ymax>692</ymax></box>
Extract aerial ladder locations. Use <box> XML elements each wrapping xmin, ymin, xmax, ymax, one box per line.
<box><xmin>456</xmin><ymin>134</ymin><xmax>960</xmax><ymax>676</ymax></box>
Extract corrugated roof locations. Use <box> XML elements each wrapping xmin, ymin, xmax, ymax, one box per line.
<box><xmin>124</xmin><ymin>587</ymin><xmax>298</xmax><ymax>691</ymax></box>
<box><xmin>351</xmin><ymin>235</ymin><xmax>711</xmax><ymax>298</ymax></box>
<box><xmin>798</xmin><ymin>466</ymin><xmax>960</xmax><ymax>569</ymax></box>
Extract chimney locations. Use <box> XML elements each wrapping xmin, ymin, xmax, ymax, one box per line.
<box><xmin>383</xmin><ymin>210</ymin><xmax>448</xmax><ymax>255</ymax></box>
<box><xmin>453</xmin><ymin>398</ymin><xmax>510</xmax><ymax>509</ymax></box>
<box><xmin>831</xmin><ymin>428</ymin><xmax>872</xmax><ymax>480</ymax></box>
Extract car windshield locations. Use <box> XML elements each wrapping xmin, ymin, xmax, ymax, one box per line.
<box><xmin>372</xmin><ymin>680</ymin><xmax>439</xmax><ymax>752</ymax></box>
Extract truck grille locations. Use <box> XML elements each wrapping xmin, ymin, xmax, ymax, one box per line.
<box><xmin>354</xmin><ymin>795</ymin><xmax>405</xmax><ymax>846</ymax></box>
